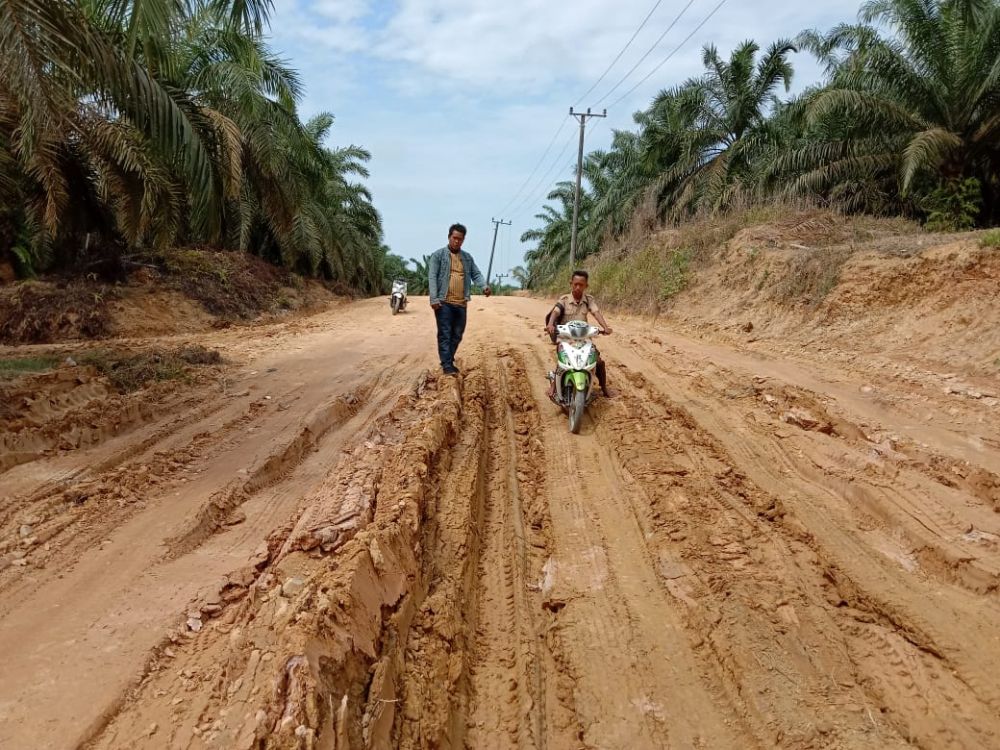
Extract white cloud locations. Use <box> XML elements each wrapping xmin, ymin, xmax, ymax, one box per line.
<box><xmin>266</xmin><ymin>0</ymin><xmax>868</xmax><ymax>273</ymax></box>
<box><xmin>311</xmin><ymin>0</ymin><xmax>370</xmax><ymax>23</ymax></box>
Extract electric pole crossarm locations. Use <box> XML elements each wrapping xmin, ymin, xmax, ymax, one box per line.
<box><xmin>486</xmin><ymin>217</ymin><xmax>512</xmax><ymax>287</ymax></box>
<box><xmin>568</xmin><ymin>107</ymin><xmax>606</xmax><ymax>271</ymax></box>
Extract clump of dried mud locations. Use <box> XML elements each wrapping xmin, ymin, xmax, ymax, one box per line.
<box><xmin>88</xmin><ymin>351</ymin><xmax>564</xmax><ymax>750</ymax></box>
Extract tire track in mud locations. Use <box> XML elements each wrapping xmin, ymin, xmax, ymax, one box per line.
<box><xmin>390</xmin><ymin>364</ymin><xmax>491</xmax><ymax>749</ymax></box>
<box><xmin>393</xmin><ymin>349</ymin><xmax>581</xmax><ymax>750</ymax></box>
<box><xmin>0</xmin><ymin>388</ymin><xmax>224</xmax><ymax>502</ymax></box>
<box><xmin>519</xmin><ymin>348</ymin><xmax>748</xmax><ymax>749</ymax></box>
<box><xmin>166</xmin><ymin>383</ymin><xmax>374</xmax><ymax>558</ymax></box>
<box><xmin>0</xmin><ymin>369</ymin><xmax>213</xmax><ymax>474</ymax></box>
<box><xmin>605</xmin><ymin>357</ymin><xmax>1000</xmax><ymax>748</ymax></box>
<box><xmin>460</xmin><ymin>349</ymin><xmax>579</xmax><ymax>750</ymax></box>
<box><xmin>602</xmin><ymin>371</ymin><xmax>908</xmax><ymax>747</ymax></box>
<box><xmin>0</xmin><ymin>364</ymin><xmax>411</xmax><ymax>750</ymax></box>
<box><xmin>88</xmin><ymin>351</ymin><xmax>578</xmax><ymax>750</ymax></box>
<box><xmin>739</xmin><ymin>378</ymin><xmax>1000</xmax><ymax>592</ymax></box>
<box><xmin>0</xmin><ymin>393</ymin><xmax>271</xmax><ymax>590</ymax></box>
<box><xmin>36</xmin><ymin>318</ymin><xmax>1000</xmax><ymax>750</ymax></box>
<box><xmin>626</xmin><ymin>336</ymin><xmax>1000</xmax><ymax>597</ymax></box>
<box><xmin>87</xmin><ymin>370</ymin><xmax>474</xmax><ymax>750</ymax></box>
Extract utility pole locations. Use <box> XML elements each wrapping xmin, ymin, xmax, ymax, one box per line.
<box><xmin>495</xmin><ymin>272</ymin><xmax>508</xmax><ymax>295</ymax></box>
<box><xmin>569</xmin><ymin>107</ymin><xmax>606</xmax><ymax>271</ymax></box>
<box><xmin>485</xmin><ymin>217</ymin><xmax>511</xmax><ymax>287</ymax></box>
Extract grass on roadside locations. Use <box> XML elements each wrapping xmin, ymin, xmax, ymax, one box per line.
<box><xmin>589</xmin><ymin>245</ymin><xmax>692</xmax><ymax>311</ymax></box>
<box><xmin>0</xmin><ymin>346</ymin><xmax>222</xmax><ymax>391</ymax></box>
<box><xmin>80</xmin><ymin>345</ymin><xmax>223</xmax><ymax>392</ymax></box>
<box><xmin>980</xmin><ymin>229</ymin><xmax>1000</xmax><ymax>248</ymax></box>
<box><xmin>0</xmin><ymin>355</ymin><xmax>62</xmax><ymax>380</ymax></box>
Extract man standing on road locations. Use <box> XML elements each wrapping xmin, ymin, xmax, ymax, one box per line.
<box><xmin>545</xmin><ymin>270</ymin><xmax>614</xmax><ymax>399</ymax></box>
<box><xmin>429</xmin><ymin>223</ymin><xmax>491</xmax><ymax>375</ymax></box>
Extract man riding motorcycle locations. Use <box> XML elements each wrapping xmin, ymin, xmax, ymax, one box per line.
<box><xmin>545</xmin><ymin>270</ymin><xmax>614</xmax><ymax>400</ymax></box>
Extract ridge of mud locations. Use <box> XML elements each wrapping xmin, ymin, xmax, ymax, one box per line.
<box><xmin>0</xmin><ymin>395</ymin><xmax>276</xmax><ymax>590</ymax></box>
<box><xmin>0</xmin><ymin>367</ymin><xmax>187</xmax><ymax>473</ymax></box>
<box><xmin>166</xmin><ymin>383</ymin><xmax>373</xmax><ymax>558</ymax></box>
<box><xmin>89</xmin><ymin>369</ymin><xmax>473</xmax><ymax>749</ymax></box>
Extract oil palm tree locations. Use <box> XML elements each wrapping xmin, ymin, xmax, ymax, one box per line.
<box><xmin>0</xmin><ymin>0</ymin><xmax>218</xmax><ymax>258</ymax></box>
<box><xmin>510</xmin><ymin>265</ymin><xmax>531</xmax><ymax>288</ymax></box>
<box><xmin>659</xmin><ymin>39</ymin><xmax>797</xmax><ymax>215</ymax></box>
<box><xmin>0</xmin><ymin>0</ymin><xmax>390</xmax><ymax>289</ymax></box>
<box><xmin>785</xmin><ymin>0</ymin><xmax>1000</xmax><ymax>222</ymax></box>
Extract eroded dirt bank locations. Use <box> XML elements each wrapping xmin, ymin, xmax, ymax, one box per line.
<box><xmin>1</xmin><ymin>285</ymin><xmax>998</xmax><ymax>749</ymax></box>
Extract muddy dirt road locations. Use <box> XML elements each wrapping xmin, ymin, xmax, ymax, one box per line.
<box><xmin>2</xmin><ymin>295</ymin><xmax>999</xmax><ymax>749</ymax></box>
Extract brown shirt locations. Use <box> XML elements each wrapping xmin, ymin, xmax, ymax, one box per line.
<box><xmin>445</xmin><ymin>251</ymin><xmax>466</xmax><ymax>306</ymax></box>
<box><xmin>555</xmin><ymin>293</ymin><xmax>599</xmax><ymax>323</ymax></box>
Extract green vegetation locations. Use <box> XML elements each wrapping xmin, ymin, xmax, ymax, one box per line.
<box><xmin>81</xmin><ymin>346</ymin><xmax>223</xmax><ymax>392</ymax></box>
<box><xmin>522</xmin><ymin>0</ymin><xmax>1000</xmax><ymax>288</ymax></box>
<box><xmin>588</xmin><ymin>245</ymin><xmax>692</xmax><ymax>308</ymax></box>
<box><xmin>379</xmin><ymin>251</ymin><xmax>523</xmax><ymax>297</ymax></box>
<box><xmin>0</xmin><ymin>345</ymin><xmax>220</xmax><ymax>389</ymax></box>
<box><xmin>0</xmin><ymin>355</ymin><xmax>61</xmax><ymax>379</ymax></box>
<box><xmin>0</xmin><ymin>0</ymin><xmax>389</xmax><ymax>293</ymax></box>
<box><xmin>980</xmin><ymin>230</ymin><xmax>1000</xmax><ymax>248</ymax></box>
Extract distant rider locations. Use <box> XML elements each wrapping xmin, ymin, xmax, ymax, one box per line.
<box><xmin>544</xmin><ymin>270</ymin><xmax>614</xmax><ymax>399</ymax></box>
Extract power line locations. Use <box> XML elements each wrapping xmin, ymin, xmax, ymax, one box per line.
<box><xmin>574</xmin><ymin>0</ymin><xmax>667</xmax><ymax>107</ymax></box>
<box><xmin>508</xmin><ymin>139</ymin><xmax>573</xmax><ymax>221</ymax></box>
<box><xmin>593</xmin><ymin>0</ymin><xmax>697</xmax><ymax>107</ymax></box>
<box><xmin>497</xmin><ymin>115</ymin><xmax>571</xmax><ymax>216</ymax></box>
<box><xmin>502</xmin><ymin>221</ymin><xmax>512</xmax><ymax>274</ymax></box>
<box><xmin>508</xmin><ymin>128</ymin><xmax>578</xmax><ymax>219</ymax></box>
<box><xmin>609</xmin><ymin>0</ymin><xmax>728</xmax><ymax>109</ymax></box>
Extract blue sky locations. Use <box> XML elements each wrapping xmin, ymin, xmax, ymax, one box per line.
<box><xmin>267</xmin><ymin>0</ymin><xmax>854</xmax><ymax>280</ymax></box>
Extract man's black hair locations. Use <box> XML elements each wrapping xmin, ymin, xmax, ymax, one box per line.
<box><xmin>571</xmin><ymin>269</ymin><xmax>589</xmax><ymax>281</ymax></box>
<box><xmin>448</xmin><ymin>223</ymin><xmax>467</xmax><ymax>236</ymax></box>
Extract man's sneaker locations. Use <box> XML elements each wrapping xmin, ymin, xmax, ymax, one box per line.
<box><xmin>443</xmin><ymin>366</ymin><xmax>459</xmax><ymax>376</ymax></box>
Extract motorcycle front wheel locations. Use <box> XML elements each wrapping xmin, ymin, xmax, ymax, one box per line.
<box><xmin>391</xmin><ymin>297</ymin><xmax>400</xmax><ymax>315</ymax></box>
<box><xmin>569</xmin><ymin>388</ymin><xmax>586</xmax><ymax>434</ymax></box>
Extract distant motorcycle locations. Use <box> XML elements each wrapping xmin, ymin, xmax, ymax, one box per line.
<box><xmin>548</xmin><ymin>320</ymin><xmax>603</xmax><ymax>433</ymax></box>
<box><xmin>389</xmin><ymin>279</ymin><xmax>407</xmax><ymax>315</ymax></box>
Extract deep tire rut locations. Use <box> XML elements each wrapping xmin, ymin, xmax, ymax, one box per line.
<box><xmin>6</xmin><ymin>297</ymin><xmax>1000</xmax><ymax>750</ymax></box>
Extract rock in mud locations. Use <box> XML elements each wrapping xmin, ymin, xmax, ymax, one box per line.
<box><xmin>781</xmin><ymin>408</ymin><xmax>821</xmax><ymax>431</ymax></box>
<box><xmin>281</xmin><ymin>577</ymin><xmax>305</xmax><ymax>598</ymax></box>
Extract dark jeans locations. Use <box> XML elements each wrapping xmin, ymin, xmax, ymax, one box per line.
<box><xmin>435</xmin><ymin>303</ymin><xmax>467</xmax><ymax>371</ymax></box>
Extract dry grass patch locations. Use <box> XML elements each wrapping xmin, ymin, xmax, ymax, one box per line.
<box><xmin>80</xmin><ymin>345</ymin><xmax>224</xmax><ymax>392</ymax></box>
<box><xmin>0</xmin><ymin>281</ymin><xmax>116</xmax><ymax>344</ymax></box>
